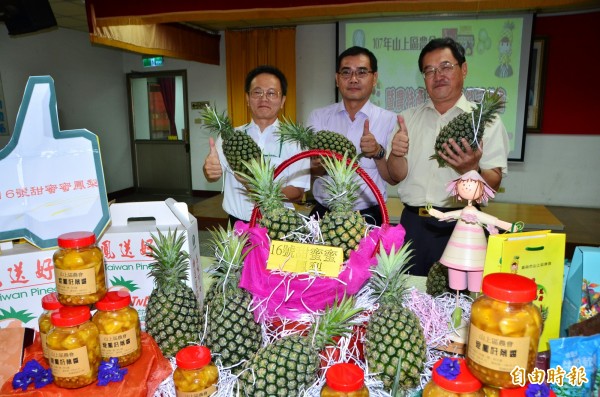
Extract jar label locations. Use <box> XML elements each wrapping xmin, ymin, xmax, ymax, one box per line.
<box><xmin>47</xmin><ymin>346</ymin><xmax>91</xmax><ymax>377</ymax></box>
<box><xmin>467</xmin><ymin>323</ymin><xmax>530</xmax><ymax>372</ymax></box>
<box><xmin>99</xmin><ymin>327</ymin><xmax>138</xmax><ymax>357</ymax></box>
<box><xmin>54</xmin><ymin>267</ymin><xmax>97</xmax><ymax>295</ymax></box>
<box><xmin>176</xmin><ymin>385</ymin><xmax>217</xmax><ymax>397</ymax></box>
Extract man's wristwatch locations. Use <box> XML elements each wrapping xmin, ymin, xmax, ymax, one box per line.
<box><xmin>373</xmin><ymin>145</ymin><xmax>386</xmax><ymax>160</ymax></box>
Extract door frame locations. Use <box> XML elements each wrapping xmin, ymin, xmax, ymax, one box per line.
<box><xmin>126</xmin><ymin>69</ymin><xmax>191</xmax><ymax>194</ymax></box>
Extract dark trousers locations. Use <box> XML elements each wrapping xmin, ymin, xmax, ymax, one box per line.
<box><xmin>228</xmin><ymin>214</ymin><xmax>246</xmax><ymax>227</ymax></box>
<box><xmin>310</xmin><ymin>202</ymin><xmax>383</xmax><ymax>227</ymax></box>
<box><xmin>400</xmin><ymin>205</ymin><xmax>458</xmax><ymax>277</ymax></box>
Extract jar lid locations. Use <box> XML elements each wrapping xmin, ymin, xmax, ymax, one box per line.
<box><xmin>325</xmin><ymin>363</ymin><xmax>365</xmax><ymax>392</ymax></box>
<box><xmin>41</xmin><ymin>292</ymin><xmax>62</xmax><ymax>310</ymax></box>
<box><xmin>432</xmin><ymin>358</ymin><xmax>481</xmax><ymax>392</ymax></box>
<box><xmin>176</xmin><ymin>345</ymin><xmax>212</xmax><ymax>370</ymax></box>
<box><xmin>51</xmin><ymin>306</ymin><xmax>91</xmax><ymax>327</ymax></box>
<box><xmin>95</xmin><ymin>290</ymin><xmax>132</xmax><ymax>311</ymax></box>
<box><xmin>482</xmin><ymin>273</ymin><xmax>537</xmax><ymax>303</ymax></box>
<box><xmin>57</xmin><ymin>231</ymin><xmax>96</xmax><ymax>248</ymax></box>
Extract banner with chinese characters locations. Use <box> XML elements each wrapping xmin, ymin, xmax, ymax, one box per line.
<box><xmin>0</xmin><ymin>76</ymin><xmax>110</xmax><ymax>249</ymax></box>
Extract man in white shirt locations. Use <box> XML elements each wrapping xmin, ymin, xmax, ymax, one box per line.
<box><xmin>203</xmin><ymin>65</ymin><xmax>311</xmax><ymax>224</ymax></box>
<box><xmin>308</xmin><ymin>46</ymin><xmax>398</xmax><ymax>226</ymax></box>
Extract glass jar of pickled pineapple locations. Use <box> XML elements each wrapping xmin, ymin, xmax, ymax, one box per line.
<box><xmin>173</xmin><ymin>345</ymin><xmax>218</xmax><ymax>396</ymax></box>
<box><xmin>92</xmin><ymin>290</ymin><xmax>142</xmax><ymax>366</ymax></box>
<box><xmin>53</xmin><ymin>231</ymin><xmax>107</xmax><ymax>306</ymax></box>
<box><xmin>423</xmin><ymin>357</ymin><xmax>483</xmax><ymax>397</ymax></box>
<box><xmin>46</xmin><ymin>306</ymin><xmax>101</xmax><ymax>388</ymax></box>
<box><xmin>466</xmin><ymin>273</ymin><xmax>542</xmax><ymax>389</ymax></box>
<box><xmin>38</xmin><ymin>292</ymin><xmax>63</xmax><ymax>360</ymax></box>
<box><xmin>321</xmin><ymin>362</ymin><xmax>369</xmax><ymax>397</ymax></box>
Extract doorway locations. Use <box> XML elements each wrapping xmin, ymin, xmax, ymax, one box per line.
<box><xmin>126</xmin><ymin>70</ymin><xmax>191</xmax><ymax>195</ymax></box>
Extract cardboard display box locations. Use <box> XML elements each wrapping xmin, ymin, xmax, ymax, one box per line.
<box><xmin>0</xmin><ymin>241</ymin><xmax>55</xmax><ymax>328</ymax></box>
<box><xmin>99</xmin><ymin>199</ymin><xmax>203</xmax><ymax>329</ymax></box>
<box><xmin>0</xmin><ymin>199</ymin><xmax>203</xmax><ymax>330</ymax></box>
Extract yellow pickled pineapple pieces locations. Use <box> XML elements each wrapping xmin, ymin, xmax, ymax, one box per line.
<box><xmin>92</xmin><ymin>290</ymin><xmax>142</xmax><ymax>366</ymax></box>
<box><xmin>46</xmin><ymin>306</ymin><xmax>101</xmax><ymax>389</ymax></box>
<box><xmin>466</xmin><ymin>273</ymin><xmax>542</xmax><ymax>388</ymax></box>
<box><xmin>173</xmin><ymin>346</ymin><xmax>219</xmax><ymax>393</ymax></box>
<box><xmin>54</xmin><ymin>231</ymin><xmax>107</xmax><ymax>306</ymax></box>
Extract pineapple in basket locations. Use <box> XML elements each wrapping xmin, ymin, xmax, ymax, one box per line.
<box><xmin>365</xmin><ymin>243</ymin><xmax>427</xmax><ymax>393</ymax></box>
<box><xmin>200</xmin><ymin>104</ymin><xmax>261</xmax><ymax>173</ymax></box>
<box><xmin>278</xmin><ymin>117</ymin><xmax>357</xmax><ymax>157</ymax></box>
<box><xmin>238</xmin><ymin>156</ymin><xmax>307</xmax><ymax>242</ymax></box>
<box><xmin>203</xmin><ymin>224</ymin><xmax>262</xmax><ymax>368</ymax></box>
<box><xmin>319</xmin><ymin>154</ymin><xmax>367</xmax><ymax>260</ymax></box>
<box><xmin>430</xmin><ymin>88</ymin><xmax>505</xmax><ymax>167</ymax></box>
<box><xmin>145</xmin><ymin>229</ymin><xmax>202</xmax><ymax>358</ymax></box>
<box><xmin>239</xmin><ymin>296</ymin><xmax>363</xmax><ymax>396</ymax></box>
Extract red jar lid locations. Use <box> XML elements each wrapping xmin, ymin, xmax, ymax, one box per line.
<box><xmin>482</xmin><ymin>273</ymin><xmax>537</xmax><ymax>303</ymax></box>
<box><xmin>95</xmin><ymin>290</ymin><xmax>131</xmax><ymax>311</ymax></box>
<box><xmin>432</xmin><ymin>358</ymin><xmax>481</xmax><ymax>393</ymax></box>
<box><xmin>51</xmin><ymin>306</ymin><xmax>91</xmax><ymax>327</ymax></box>
<box><xmin>57</xmin><ymin>231</ymin><xmax>96</xmax><ymax>248</ymax></box>
<box><xmin>325</xmin><ymin>363</ymin><xmax>365</xmax><ymax>392</ymax></box>
<box><xmin>176</xmin><ymin>346</ymin><xmax>212</xmax><ymax>370</ymax></box>
<box><xmin>41</xmin><ymin>292</ymin><xmax>63</xmax><ymax>310</ymax></box>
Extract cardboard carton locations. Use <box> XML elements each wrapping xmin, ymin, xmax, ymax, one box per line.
<box><xmin>99</xmin><ymin>199</ymin><xmax>203</xmax><ymax>329</ymax></box>
<box><xmin>0</xmin><ymin>199</ymin><xmax>202</xmax><ymax>331</ymax></box>
<box><xmin>0</xmin><ymin>241</ymin><xmax>55</xmax><ymax>329</ymax></box>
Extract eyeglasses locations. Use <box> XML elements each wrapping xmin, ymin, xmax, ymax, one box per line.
<box><xmin>248</xmin><ymin>89</ymin><xmax>281</xmax><ymax>100</ymax></box>
<box><xmin>422</xmin><ymin>62</ymin><xmax>459</xmax><ymax>79</ymax></box>
<box><xmin>337</xmin><ymin>68</ymin><xmax>374</xmax><ymax>80</ymax></box>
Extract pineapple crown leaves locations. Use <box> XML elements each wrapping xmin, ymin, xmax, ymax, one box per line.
<box><xmin>0</xmin><ymin>307</ymin><xmax>36</xmax><ymax>323</ymax></box>
<box><xmin>370</xmin><ymin>242</ymin><xmax>414</xmax><ymax>306</ymax></box>
<box><xmin>311</xmin><ymin>295</ymin><xmax>364</xmax><ymax>349</ymax></box>
<box><xmin>146</xmin><ymin>228</ymin><xmax>190</xmax><ymax>291</ymax></box>
<box><xmin>277</xmin><ymin>116</ymin><xmax>317</xmax><ymax>150</ymax></box>
<box><xmin>199</xmin><ymin>104</ymin><xmax>236</xmax><ymax>140</ymax></box>
<box><xmin>236</xmin><ymin>155</ymin><xmax>286</xmax><ymax>210</ymax></box>
<box><xmin>319</xmin><ymin>153</ymin><xmax>361</xmax><ymax>211</ymax></box>
<box><xmin>206</xmin><ymin>223</ymin><xmax>251</xmax><ymax>292</ymax></box>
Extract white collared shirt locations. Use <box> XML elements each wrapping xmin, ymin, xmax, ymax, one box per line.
<box><xmin>397</xmin><ymin>94</ymin><xmax>509</xmax><ymax>207</ymax></box>
<box><xmin>307</xmin><ymin>100</ymin><xmax>398</xmax><ymax>210</ymax></box>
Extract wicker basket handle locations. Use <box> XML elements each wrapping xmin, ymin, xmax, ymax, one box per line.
<box><xmin>250</xmin><ymin>149</ymin><xmax>389</xmax><ymax>226</ymax></box>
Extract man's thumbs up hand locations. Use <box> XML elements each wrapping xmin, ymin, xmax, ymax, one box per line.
<box><xmin>203</xmin><ymin>137</ymin><xmax>223</xmax><ymax>181</ymax></box>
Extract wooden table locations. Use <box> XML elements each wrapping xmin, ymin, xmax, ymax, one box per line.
<box><xmin>386</xmin><ymin>198</ymin><xmax>565</xmax><ymax>232</ymax></box>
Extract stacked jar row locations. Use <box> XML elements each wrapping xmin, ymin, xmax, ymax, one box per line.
<box><xmin>37</xmin><ymin>231</ymin><xmax>142</xmax><ymax>389</ymax></box>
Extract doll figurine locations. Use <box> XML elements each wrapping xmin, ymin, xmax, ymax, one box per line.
<box><xmin>427</xmin><ymin>170</ymin><xmax>515</xmax><ymax>292</ymax></box>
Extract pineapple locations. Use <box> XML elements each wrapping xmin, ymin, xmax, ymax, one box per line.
<box><xmin>365</xmin><ymin>243</ymin><xmax>426</xmax><ymax>393</ymax></box>
<box><xmin>319</xmin><ymin>154</ymin><xmax>367</xmax><ymax>260</ymax></box>
<box><xmin>278</xmin><ymin>117</ymin><xmax>357</xmax><ymax>157</ymax></box>
<box><xmin>426</xmin><ymin>261</ymin><xmax>451</xmax><ymax>297</ymax></box>
<box><xmin>239</xmin><ymin>296</ymin><xmax>363</xmax><ymax>396</ymax></box>
<box><xmin>145</xmin><ymin>229</ymin><xmax>202</xmax><ymax>358</ymax></box>
<box><xmin>200</xmin><ymin>105</ymin><xmax>261</xmax><ymax>173</ymax></box>
<box><xmin>238</xmin><ymin>156</ymin><xmax>307</xmax><ymax>241</ymax></box>
<box><xmin>430</xmin><ymin>89</ymin><xmax>505</xmax><ymax>167</ymax></box>
<box><xmin>203</xmin><ymin>224</ymin><xmax>262</xmax><ymax>368</ymax></box>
